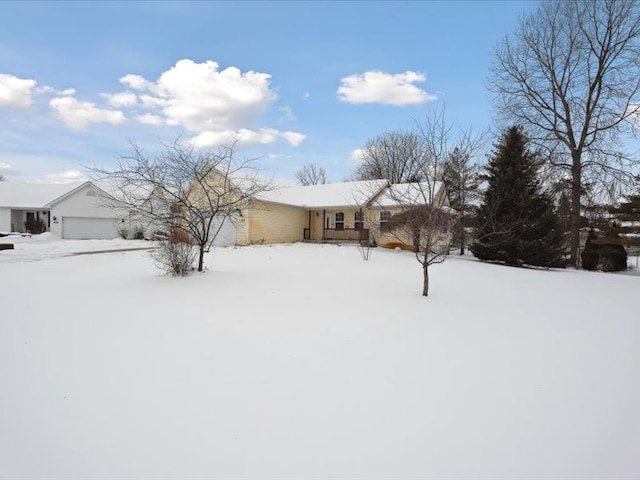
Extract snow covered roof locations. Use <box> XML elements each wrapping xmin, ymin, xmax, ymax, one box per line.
<box><xmin>372</xmin><ymin>181</ymin><xmax>445</xmax><ymax>208</ymax></box>
<box><xmin>256</xmin><ymin>179</ymin><xmax>389</xmax><ymax>209</ymax></box>
<box><xmin>0</xmin><ymin>181</ymin><xmax>88</xmax><ymax>209</ymax></box>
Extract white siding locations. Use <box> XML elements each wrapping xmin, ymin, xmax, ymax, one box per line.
<box><xmin>0</xmin><ymin>208</ymin><xmax>10</xmax><ymax>232</ymax></box>
<box><xmin>50</xmin><ymin>184</ymin><xmax>127</xmax><ymax>238</ymax></box>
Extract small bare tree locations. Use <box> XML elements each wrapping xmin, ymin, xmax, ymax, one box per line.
<box><xmin>382</xmin><ymin>201</ymin><xmax>455</xmax><ymax>296</ymax></box>
<box><xmin>90</xmin><ymin>138</ymin><xmax>270</xmax><ymax>273</ymax></box>
<box><xmin>356</xmin><ymin>108</ymin><xmax>481</xmax><ymax>296</ymax></box>
<box><xmin>295</xmin><ymin>163</ymin><xmax>328</xmax><ymax>185</ymax></box>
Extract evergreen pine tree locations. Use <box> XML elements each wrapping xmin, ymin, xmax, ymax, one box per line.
<box><xmin>440</xmin><ymin>147</ymin><xmax>481</xmax><ymax>255</ymax></box>
<box><xmin>471</xmin><ymin>126</ymin><xmax>564</xmax><ymax>267</ymax></box>
<box><xmin>609</xmin><ymin>192</ymin><xmax>640</xmax><ymax>243</ymax></box>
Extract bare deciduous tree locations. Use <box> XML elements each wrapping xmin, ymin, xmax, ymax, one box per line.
<box><xmin>90</xmin><ymin>138</ymin><xmax>270</xmax><ymax>273</ymax></box>
<box><xmin>294</xmin><ymin>163</ymin><xmax>328</xmax><ymax>185</ymax></box>
<box><xmin>0</xmin><ymin>174</ymin><xmax>5</xmax><ymax>182</ymax></box>
<box><xmin>380</xmin><ymin>188</ymin><xmax>455</xmax><ymax>297</ymax></box>
<box><xmin>490</xmin><ymin>0</ymin><xmax>640</xmax><ymax>267</ymax></box>
<box><xmin>352</xmin><ymin>130</ymin><xmax>428</xmax><ymax>183</ymax></box>
<box><xmin>357</xmin><ymin>108</ymin><xmax>482</xmax><ymax>296</ymax></box>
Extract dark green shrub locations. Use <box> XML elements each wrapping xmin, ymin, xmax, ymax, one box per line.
<box><xmin>581</xmin><ymin>228</ymin><xmax>627</xmax><ymax>271</ymax></box>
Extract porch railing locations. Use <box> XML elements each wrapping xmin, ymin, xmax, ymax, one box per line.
<box><xmin>323</xmin><ymin>228</ymin><xmax>369</xmax><ymax>242</ymax></box>
<box><xmin>303</xmin><ymin>227</ymin><xmax>370</xmax><ymax>242</ymax></box>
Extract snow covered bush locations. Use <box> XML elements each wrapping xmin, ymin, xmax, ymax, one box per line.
<box><xmin>151</xmin><ymin>228</ymin><xmax>196</xmax><ymax>276</ymax></box>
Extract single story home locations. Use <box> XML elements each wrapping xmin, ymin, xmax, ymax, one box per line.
<box><xmin>229</xmin><ymin>179</ymin><xmax>449</xmax><ymax>248</ymax></box>
<box><xmin>0</xmin><ymin>181</ymin><xmax>128</xmax><ymax>239</ymax></box>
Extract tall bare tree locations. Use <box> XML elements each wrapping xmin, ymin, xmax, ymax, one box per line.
<box><xmin>294</xmin><ymin>163</ymin><xmax>328</xmax><ymax>185</ymax></box>
<box><xmin>0</xmin><ymin>174</ymin><xmax>5</xmax><ymax>182</ymax></box>
<box><xmin>490</xmin><ymin>0</ymin><xmax>640</xmax><ymax>267</ymax></box>
<box><xmin>352</xmin><ymin>130</ymin><xmax>428</xmax><ymax>183</ymax></box>
<box><xmin>90</xmin><ymin>138</ymin><xmax>269</xmax><ymax>273</ymax></box>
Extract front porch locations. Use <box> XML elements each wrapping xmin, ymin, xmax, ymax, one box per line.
<box><xmin>9</xmin><ymin>209</ymin><xmax>50</xmax><ymax>234</ymax></box>
<box><xmin>303</xmin><ymin>227</ymin><xmax>369</xmax><ymax>242</ymax></box>
<box><xmin>304</xmin><ymin>208</ymin><xmax>370</xmax><ymax>243</ymax></box>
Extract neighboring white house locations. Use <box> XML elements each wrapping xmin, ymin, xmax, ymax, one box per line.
<box><xmin>0</xmin><ymin>181</ymin><xmax>128</xmax><ymax>239</ymax></box>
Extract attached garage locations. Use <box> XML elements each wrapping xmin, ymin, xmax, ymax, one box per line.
<box><xmin>61</xmin><ymin>217</ymin><xmax>120</xmax><ymax>240</ymax></box>
<box><xmin>48</xmin><ymin>183</ymin><xmax>128</xmax><ymax>240</ymax></box>
<box><xmin>212</xmin><ymin>215</ymin><xmax>237</xmax><ymax>247</ymax></box>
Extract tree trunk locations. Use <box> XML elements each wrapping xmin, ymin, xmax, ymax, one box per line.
<box><xmin>197</xmin><ymin>245</ymin><xmax>205</xmax><ymax>272</ymax></box>
<box><xmin>459</xmin><ymin>213</ymin><xmax>465</xmax><ymax>255</ymax></box>
<box><xmin>422</xmin><ymin>262</ymin><xmax>429</xmax><ymax>297</ymax></box>
<box><xmin>570</xmin><ymin>152</ymin><xmax>582</xmax><ymax>268</ymax></box>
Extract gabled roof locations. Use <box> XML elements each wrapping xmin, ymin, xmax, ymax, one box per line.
<box><xmin>45</xmin><ymin>181</ymin><xmax>114</xmax><ymax>207</ymax></box>
<box><xmin>372</xmin><ymin>181</ymin><xmax>445</xmax><ymax>208</ymax></box>
<box><xmin>256</xmin><ymin>179</ymin><xmax>389</xmax><ymax>209</ymax></box>
<box><xmin>0</xmin><ymin>181</ymin><xmax>87</xmax><ymax>209</ymax></box>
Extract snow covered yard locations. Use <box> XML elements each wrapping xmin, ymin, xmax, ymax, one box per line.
<box><xmin>0</xmin><ymin>241</ymin><xmax>638</xmax><ymax>479</ymax></box>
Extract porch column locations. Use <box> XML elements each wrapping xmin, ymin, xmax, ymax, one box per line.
<box><xmin>322</xmin><ymin>209</ymin><xmax>326</xmax><ymax>240</ymax></box>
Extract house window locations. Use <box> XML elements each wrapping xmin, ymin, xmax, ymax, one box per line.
<box><xmin>354</xmin><ymin>211</ymin><xmax>364</xmax><ymax>230</ymax></box>
<box><xmin>380</xmin><ymin>210</ymin><xmax>391</xmax><ymax>227</ymax></box>
<box><xmin>335</xmin><ymin>212</ymin><xmax>344</xmax><ymax>230</ymax></box>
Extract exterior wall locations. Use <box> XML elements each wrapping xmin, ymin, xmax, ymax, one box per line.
<box><xmin>235</xmin><ymin>208</ymin><xmax>251</xmax><ymax>246</ymax></box>
<box><xmin>0</xmin><ymin>208</ymin><xmax>11</xmax><ymax>232</ymax></box>
<box><xmin>50</xmin><ymin>184</ymin><xmax>128</xmax><ymax>238</ymax></box>
<box><xmin>366</xmin><ymin>205</ymin><xmax>452</xmax><ymax>250</ymax></box>
<box><xmin>434</xmin><ymin>185</ymin><xmax>449</xmax><ymax>208</ymax></box>
<box><xmin>365</xmin><ymin>207</ymin><xmax>411</xmax><ymax>247</ymax></box>
<box><xmin>11</xmin><ymin>210</ymin><xmax>24</xmax><ymax>232</ymax></box>
<box><xmin>248</xmin><ymin>201</ymin><xmax>307</xmax><ymax>245</ymax></box>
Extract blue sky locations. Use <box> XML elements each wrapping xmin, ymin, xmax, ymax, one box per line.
<box><xmin>0</xmin><ymin>1</ymin><xmax>536</xmax><ymax>184</ymax></box>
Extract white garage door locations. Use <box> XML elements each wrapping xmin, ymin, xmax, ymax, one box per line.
<box><xmin>212</xmin><ymin>215</ymin><xmax>237</xmax><ymax>247</ymax></box>
<box><xmin>62</xmin><ymin>217</ymin><xmax>120</xmax><ymax>240</ymax></box>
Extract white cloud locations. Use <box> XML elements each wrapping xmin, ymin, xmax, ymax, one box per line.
<box><xmin>37</xmin><ymin>86</ymin><xmax>76</xmax><ymax>96</ymax></box>
<box><xmin>0</xmin><ymin>161</ymin><xmax>19</xmax><ymax>175</ymax></box>
<box><xmin>192</xmin><ymin>128</ymin><xmax>279</xmax><ymax>148</ymax></box>
<box><xmin>191</xmin><ymin>130</ymin><xmax>236</xmax><ymax>147</ymax></box>
<box><xmin>136</xmin><ymin>113</ymin><xmax>163</xmax><ymax>126</ymax></box>
<box><xmin>101</xmin><ymin>91</ymin><xmax>137</xmax><ymax>108</ymax></box>
<box><xmin>119</xmin><ymin>74</ymin><xmax>151</xmax><ymax>90</ymax></box>
<box><xmin>192</xmin><ymin>128</ymin><xmax>305</xmax><ymax>148</ymax></box>
<box><xmin>120</xmin><ymin>59</ymin><xmax>305</xmax><ymax>147</ymax></box>
<box><xmin>145</xmin><ymin>59</ymin><xmax>277</xmax><ymax>132</ymax></box>
<box><xmin>236</xmin><ymin>128</ymin><xmax>281</xmax><ymax>145</ymax></box>
<box><xmin>280</xmin><ymin>131</ymin><xmax>306</xmax><ymax>146</ymax></box>
<box><xmin>36</xmin><ymin>169</ymin><xmax>88</xmax><ymax>184</ymax></box>
<box><xmin>279</xmin><ymin>106</ymin><xmax>296</xmax><ymax>122</ymax></box>
<box><xmin>303</xmin><ymin>92</ymin><xmax>311</xmax><ymax>99</ymax></box>
<box><xmin>337</xmin><ymin>70</ymin><xmax>436</xmax><ymax>106</ymax></box>
<box><xmin>0</xmin><ymin>73</ymin><xmax>38</xmax><ymax>108</ymax></box>
<box><xmin>351</xmin><ymin>148</ymin><xmax>365</xmax><ymax>162</ymax></box>
<box><xmin>49</xmin><ymin>96</ymin><xmax>125</xmax><ymax>129</ymax></box>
